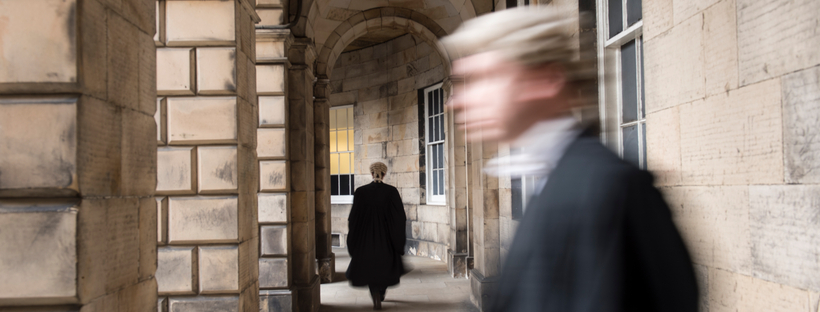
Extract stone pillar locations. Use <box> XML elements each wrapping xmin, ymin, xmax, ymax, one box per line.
<box><xmin>443</xmin><ymin>80</ymin><xmax>472</xmax><ymax>278</ymax></box>
<box><xmin>154</xmin><ymin>1</ymin><xmax>260</xmax><ymax>311</ymax></box>
<box><xmin>287</xmin><ymin>37</ymin><xmax>321</xmax><ymax>312</ymax></box>
<box><xmin>314</xmin><ymin>79</ymin><xmax>336</xmax><ymax>283</ymax></box>
<box><xmin>468</xmin><ymin>139</ymin><xmax>502</xmax><ymax>310</ymax></box>
<box><xmin>0</xmin><ymin>0</ymin><xmax>156</xmax><ymax>310</ymax></box>
<box><xmin>256</xmin><ymin>28</ymin><xmax>294</xmax><ymax>311</ymax></box>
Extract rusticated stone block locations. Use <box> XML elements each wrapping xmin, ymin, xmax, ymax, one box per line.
<box><xmin>157</xmin><ymin>48</ymin><xmax>194</xmax><ymax>94</ymax></box>
<box><xmin>257</xmin><ymin>41</ymin><xmax>286</xmax><ymax>62</ymax></box>
<box><xmin>259</xmin><ymin>96</ymin><xmax>286</xmax><ymax>126</ymax></box>
<box><xmin>644</xmin><ymin>13</ymin><xmax>704</xmax><ymax>113</ymax></box>
<box><xmin>257</xmin><ymin>65</ymin><xmax>286</xmax><ymax>94</ymax></box>
<box><xmin>737</xmin><ymin>0</ymin><xmax>820</xmax><ymax>86</ymax></box>
<box><xmin>0</xmin><ymin>203</ymin><xmax>77</xmax><ymax>305</ymax></box>
<box><xmin>167</xmin><ymin>97</ymin><xmax>237</xmax><ymax>144</ymax></box>
<box><xmin>703</xmin><ymin>0</ymin><xmax>738</xmax><ymax>96</ymax></box>
<box><xmin>156</xmin><ymin>246</ymin><xmax>194</xmax><ymax>295</ymax></box>
<box><xmin>260</xmin><ymin>161</ymin><xmax>287</xmax><ymax>191</ymax></box>
<box><xmin>259</xmin><ymin>258</ymin><xmax>288</xmax><ymax>288</ymax></box>
<box><xmin>750</xmin><ymin>185</ymin><xmax>820</xmax><ymax>291</ymax></box>
<box><xmin>679</xmin><ymin>79</ymin><xmax>783</xmax><ymax>185</ymax></box>
<box><xmin>157</xmin><ymin>147</ymin><xmax>195</xmax><ymax>195</ymax></box>
<box><xmin>782</xmin><ymin>66</ymin><xmax>820</xmax><ymax>183</ymax></box>
<box><xmin>197</xmin><ymin>146</ymin><xmax>238</xmax><ymax>193</ymax></box>
<box><xmin>259</xmin><ymin>290</ymin><xmax>293</xmax><ymax>312</ymax></box>
<box><xmin>259</xmin><ymin>193</ymin><xmax>288</xmax><ymax>223</ymax></box>
<box><xmin>165</xmin><ymin>1</ymin><xmax>235</xmax><ymax>45</ymax></box>
<box><xmin>257</xmin><ymin>9</ymin><xmax>283</xmax><ymax>27</ymax></box>
<box><xmin>199</xmin><ymin>246</ymin><xmax>239</xmax><ymax>294</ymax></box>
<box><xmin>646</xmin><ymin>106</ymin><xmax>681</xmax><ymax>186</ymax></box>
<box><xmin>708</xmin><ymin>269</ymin><xmax>811</xmax><ymax>312</ymax></box>
<box><xmin>197</xmin><ymin>47</ymin><xmax>237</xmax><ymax>94</ymax></box>
<box><xmin>0</xmin><ymin>98</ymin><xmax>77</xmax><ymax>197</ymax></box>
<box><xmin>0</xmin><ymin>0</ymin><xmax>77</xmax><ymax>83</ymax></box>
<box><xmin>168</xmin><ymin>196</ymin><xmax>238</xmax><ymax>244</ymax></box>
<box><xmin>261</xmin><ymin>225</ymin><xmax>288</xmax><ymax>256</ymax></box>
<box><xmin>168</xmin><ymin>296</ymin><xmax>239</xmax><ymax>312</ymax></box>
<box><xmin>258</xmin><ymin>128</ymin><xmax>287</xmax><ymax>158</ymax></box>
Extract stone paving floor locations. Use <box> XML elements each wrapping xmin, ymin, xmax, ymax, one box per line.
<box><xmin>320</xmin><ymin>248</ymin><xmax>479</xmax><ymax>311</ymax></box>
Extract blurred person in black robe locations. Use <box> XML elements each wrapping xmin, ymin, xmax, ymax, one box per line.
<box><xmin>439</xmin><ymin>7</ymin><xmax>699</xmax><ymax>312</ymax></box>
<box><xmin>346</xmin><ymin>162</ymin><xmax>407</xmax><ymax>310</ymax></box>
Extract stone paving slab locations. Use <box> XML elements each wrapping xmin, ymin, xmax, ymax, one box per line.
<box><xmin>321</xmin><ymin>248</ymin><xmax>478</xmax><ymax>311</ymax></box>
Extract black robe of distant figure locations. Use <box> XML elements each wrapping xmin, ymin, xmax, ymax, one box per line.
<box><xmin>488</xmin><ymin>130</ymin><xmax>699</xmax><ymax>312</ymax></box>
<box><xmin>346</xmin><ymin>182</ymin><xmax>407</xmax><ymax>288</ymax></box>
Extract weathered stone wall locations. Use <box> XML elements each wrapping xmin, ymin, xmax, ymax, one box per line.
<box><xmin>328</xmin><ymin>33</ymin><xmax>449</xmax><ymax>261</ymax></box>
<box><xmin>154</xmin><ymin>1</ymin><xmax>260</xmax><ymax>311</ymax></box>
<box><xmin>0</xmin><ymin>0</ymin><xmax>157</xmax><ymax>309</ymax></box>
<box><xmin>643</xmin><ymin>0</ymin><xmax>820</xmax><ymax>310</ymax></box>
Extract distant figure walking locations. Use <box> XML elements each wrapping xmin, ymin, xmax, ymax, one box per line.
<box><xmin>346</xmin><ymin>162</ymin><xmax>407</xmax><ymax>310</ymax></box>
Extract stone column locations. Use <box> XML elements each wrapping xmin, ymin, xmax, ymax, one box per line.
<box><xmin>469</xmin><ymin>139</ymin><xmax>502</xmax><ymax>310</ymax></box>
<box><xmin>256</xmin><ymin>28</ymin><xmax>294</xmax><ymax>311</ymax></box>
<box><xmin>154</xmin><ymin>1</ymin><xmax>260</xmax><ymax>311</ymax></box>
<box><xmin>0</xmin><ymin>0</ymin><xmax>156</xmax><ymax>310</ymax></box>
<box><xmin>443</xmin><ymin>80</ymin><xmax>472</xmax><ymax>278</ymax></box>
<box><xmin>287</xmin><ymin>37</ymin><xmax>321</xmax><ymax>312</ymax></box>
<box><xmin>314</xmin><ymin>79</ymin><xmax>336</xmax><ymax>283</ymax></box>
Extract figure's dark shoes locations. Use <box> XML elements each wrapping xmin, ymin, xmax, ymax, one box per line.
<box><xmin>370</xmin><ymin>291</ymin><xmax>382</xmax><ymax>310</ymax></box>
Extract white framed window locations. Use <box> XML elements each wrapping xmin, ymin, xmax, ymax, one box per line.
<box><xmin>424</xmin><ymin>83</ymin><xmax>446</xmax><ymax>205</ymax></box>
<box><xmin>597</xmin><ymin>0</ymin><xmax>647</xmax><ymax>169</ymax></box>
<box><xmin>330</xmin><ymin>106</ymin><xmax>355</xmax><ymax>204</ymax></box>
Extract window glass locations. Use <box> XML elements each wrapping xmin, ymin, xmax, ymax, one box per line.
<box><xmin>608</xmin><ymin>0</ymin><xmax>623</xmax><ymax>38</ymax></box>
<box><xmin>621</xmin><ymin>40</ymin><xmax>638</xmax><ymax>124</ymax></box>
<box><xmin>425</xmin><ymin>84</ymin><xmax>446</xmax><ymax>202</ymax></box>
<box><xmin>622</xmin><ymin>125</ymin><xmax>639</xmax><ymax>167</ymax></box>
<box><xmin>627</xmin><ymin>0</ymin><xmax>642</xmax><ymax>26</ymax></box>
<box><xmin>641</xmin><ymin>123</ymin><xmax>647</xmax><ymax>170</ymax></box>
<box><xmin>330</xmin><ymin>106</ymin><xmax>355</xmax><ymax>202</ymax></box>
<box><xmin>639</xmin><ymin>37</ymin><xmax>646</xmax><ymax>119</ymax></box>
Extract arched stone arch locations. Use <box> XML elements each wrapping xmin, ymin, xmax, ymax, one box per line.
<box><xmin>315</xmin><ymin>7</ymin><xmax>453</xmax><ymax>80</ymax></box>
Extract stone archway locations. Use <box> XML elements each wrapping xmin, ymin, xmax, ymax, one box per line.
<box><xmin>312</xmin><ymin>8</ymin><xmax>474</xmax><ymax>287</ymax></box>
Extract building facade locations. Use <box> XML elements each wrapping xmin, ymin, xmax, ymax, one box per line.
<box><xmin>0</xmin><ymin>0</ymin><xmax>819</xmax><ymax>311</ymax></box>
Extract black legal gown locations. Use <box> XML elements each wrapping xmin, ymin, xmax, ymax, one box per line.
<box><xmin>346</xmin><ymin>181</ymin><xmax>407</xmax><ymax>287</ymax></box>
<box><xmin>488</xmin><ymin>131</ymin><xmax>699</xmax><ymax>312</ymax></box>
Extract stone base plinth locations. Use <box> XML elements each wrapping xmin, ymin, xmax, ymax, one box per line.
<box><xmin>470</xmin><ymin>269</ymin><xmax>497</xmax><ymax>310</ymax></box>
<box><xmin>317</xmin><ymin>254</ymin><xmax>336</xmax><ymax>283</ymax></box>
<box><xmin>293</xmin><ymin>276</ymin><xmax>321</xmax><ymax>312</ymax></box>
<box><xmin>260</xmin><ymin>290</ymin><xmax>292</xmax><ymax>312</ymax></box>
<box><xmin>447</xmin><ymin>250</ymin><xmax>469</xmax><ymax>278</ymax></box>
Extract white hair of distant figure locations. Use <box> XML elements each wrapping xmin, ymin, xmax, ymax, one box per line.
<box><xmin>439</xmin><ymin>6</ymin><xmax>595</xmax><ymax>84</ymax></box>
<box><xmin>370</xmin><ymin>162</ymin><xmax>388</xmax><ymax>183</ymax></box>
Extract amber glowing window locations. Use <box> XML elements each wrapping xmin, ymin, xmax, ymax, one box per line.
<box><xmin>330</xmin><ymin>106</ymin><xmax>355</xmax><ymax>203</ymax></box>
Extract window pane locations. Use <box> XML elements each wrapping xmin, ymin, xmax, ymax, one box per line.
<box><xmin>433</xmin><ymin>169</ymin><xmax>438</xmax><ymax>195</ymax></box>
<box><xmin>431</xmin><ymin>145</ymin><xmax>438</xmax><ymax>169</ymax></box>
<box><xmin>329</xmin><ymin>109</ymin><xmax>337</xmax><ymax>130</ymax></box>
<box><xmin>511</xmin><ymin>178</ymin><xmax>523</xmax><ymax>219</ymax></box>
<box><xmin>608</xmin><ymin>0</ymin><xmax>623</xmax><ymax>38</ymax></box>
<box><xmin>337</xmin><ymin>109</ymin><xmax>347</xmax><ymax>129</ymax></box>
<box><xmin>348</xmin><ymin>130</ymin><xmax>354</xmax><ymax>152</ymax></box>
<box><xmin>439</xmin><ymin>88</ymin><xmax>444</xmax><ymax>114</ymax></box>
<box><xmin>429</xmin><ymin>115</ymin><xmax>435</xmax><ymax>142</ymax></box>
<box><xmin>639</xmin><ymin>37</ymin><xmax>646</xmax><ymax>119</ymax></box>
<box><xmin>330</xmin><ymin>153</ymin><xmax>339</xmax><ymax>174</ymax></box>
<box><xmin>330</xmin><ymin>175</ymin><xmax>339</xmax><ymax>196</ymax></box>
<box><xmin>437</xmin><ymin>144</ymin><xmax>444</xmax><ymax>169</ymax></box>
<box><xmin>622</xmin><ymin>125</ymin><xmax>639</xmax><ymax>167</ymax></box>
<box><xmin>621</xmin><ymin>40</ymin><xmax>638</xmax><ymax>123</ymax></box>
<box><xmin>427</xmin><ymin>92</ymin><xmax>433</xmax><ymax>116</ymax></box>
<box><xmin>438</xmin><ymin>115</ymin><xmax>445</xmax><ymax>140</ymax></box>
<box><xmin>641</xmin><ymin>122</ymin><xmax>647</xmax><ymax>170</ymax></box>
<box><xmin>329</xmin><ymin>131</ymin><xmax>337</xmax><ymax>153</ymax></box>
<box><xmin>438</xmin><ymin>170</ymin><xmax>444</xmax><ymax>194</ymax></box>
<box><xmin>351</xmin><ymin>175</ymin><xmax>355</xmax><ymax>192</ymax></box>
<box><xmin>340</xmin><ymin>153</ymin><xmax>350</xmax><ymax>174</ymax></box>
<box><xmin>347</xmin><ymin>107</ymin><xmax>354</xmax><ymax>130</ymax></box>
<box><xmin>340</xmin><ymin>175</ymin><xmax>350</xmax><ymax>195</ymax></box>
<box><xmin>627</xmin><ymin>0</ymin><xmax>642</xmax><ymax>26</ymax></box>
<box><xmin>338</xmin><ymin>129</ymin><xmax>348</xmax><ymax>152</ymax></box>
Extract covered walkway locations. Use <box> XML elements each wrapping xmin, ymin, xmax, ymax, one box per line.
<box><xmin>321</xmin><ymin>249</ymin><xmax>478</xmax><ymax>311</ymax></box>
